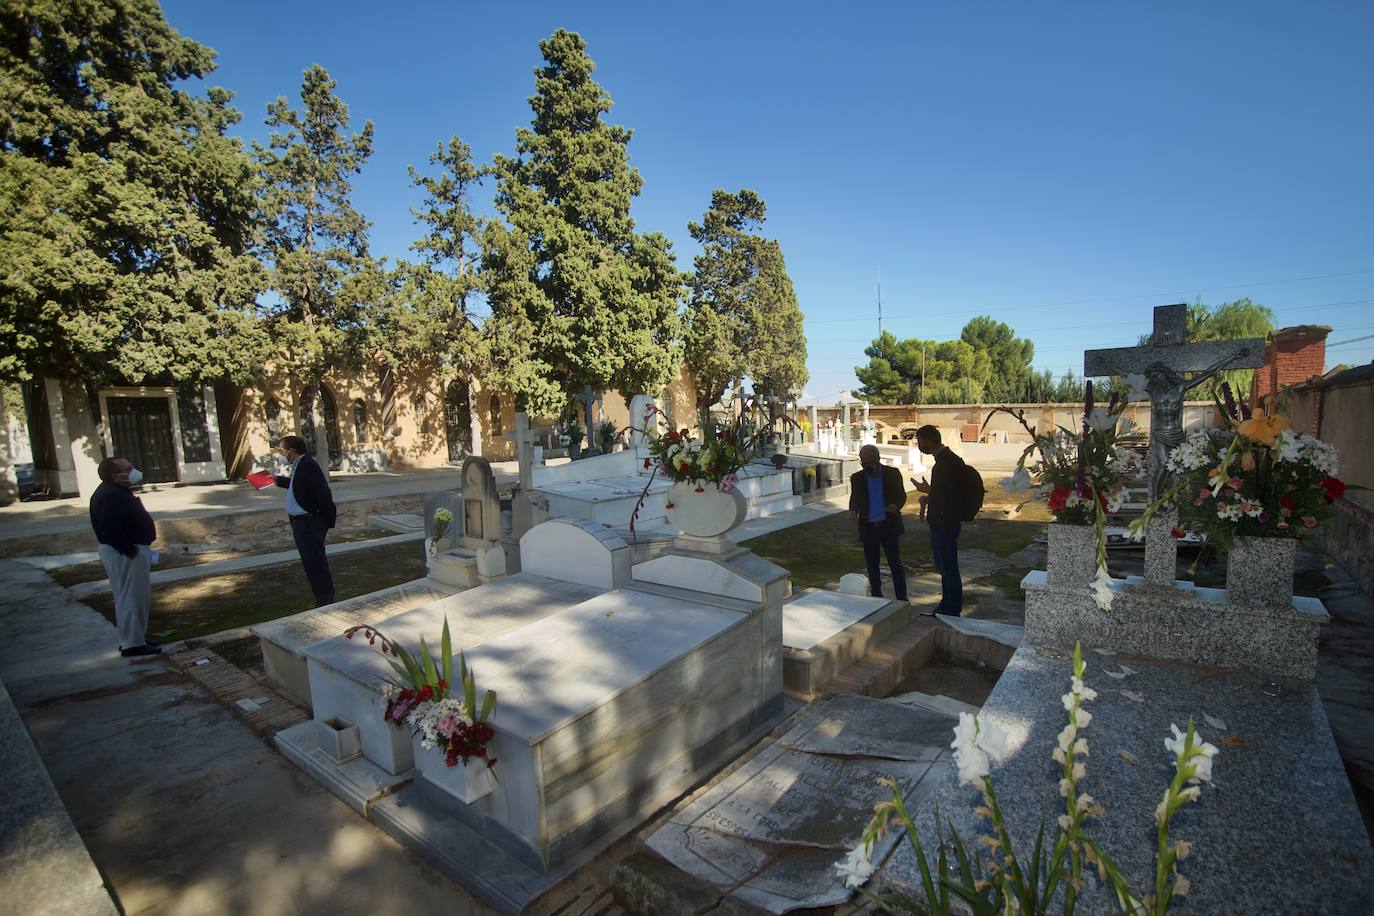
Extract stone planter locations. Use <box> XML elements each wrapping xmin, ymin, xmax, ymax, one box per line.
<box><xmin>1226</xmin><ymin>536</ymin><xmax>1297</xmax><ymax>607</ymax></box>
<box><xmin>1046</xmin><ymin>522</ymin><xmax>1099</xmax><ymax>588</ymax></box>
<box><xmin>664</xmin><ymin>481</ymin><xmax>748</xmax><ymax>538</ymax></box>
<box><xmin>412</xmin><ymin>737</ymin><xmax>495</xmax><ymax>805</ymax></box>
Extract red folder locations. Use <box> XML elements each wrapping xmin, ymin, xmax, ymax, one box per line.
<box><xmin>246</xmin><ymin>469</ymin><xmax>275</xmax><ymax>490</ymax></box>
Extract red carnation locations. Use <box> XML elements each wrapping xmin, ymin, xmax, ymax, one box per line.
<box><xmin>1048</xmin><ymin>487</ymin><xmax>1070</xmax><ymax>511</ymax></box>
<box><xmin>1171</xmin><ymin>528</ymin><xmax>1185</xmax><ymax>539</ymax></box>
<box><xmin>418</xmin><ymin>685</ymin><xmax>433</xmax><ymax>702</ymax></box>
<box><xmin>643</xmin><ymin>457</ymin><xmax>651</xmax><ymax>469</ymax></box>
<box><xmin>1322</xmin><ymin>476</ymin><xmax>1345</xmax><ymax>503</ymax></box>
<box><xmin>1280</xmin><ymin>495</ymin><xmax>1296</xmax><ymax>510</ymax></box>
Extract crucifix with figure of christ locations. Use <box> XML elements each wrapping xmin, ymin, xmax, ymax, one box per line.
<box><xmin>1084</xmin><ymin>303</ymin><xmax>1265</xmax><ymax>503</ymax></box>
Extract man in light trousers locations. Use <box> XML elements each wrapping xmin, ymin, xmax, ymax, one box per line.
<box><xmin>90</xmin><ymin>456</ymin><xmax>161</xmax><ymax>657</ymax></box>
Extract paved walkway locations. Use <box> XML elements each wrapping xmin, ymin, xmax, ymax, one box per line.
<box><xmin>0</xmin><ymin>559</ymin><xmax>495</xmax><ymax>916</ymax></box>
<box><xmin>0</xmin><ymin>465</ymin><xmax>519</xmax><ymax>539</ymax></box>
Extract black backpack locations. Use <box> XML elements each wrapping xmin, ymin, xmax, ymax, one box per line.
<box><xmin>960</xmin><ymin>463</ymin><xmax>984</xmax><ymax>521</ymax></box>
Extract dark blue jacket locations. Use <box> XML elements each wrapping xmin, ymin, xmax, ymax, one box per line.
<box><xmin>275</xmin><ymin>454</ymin><xmax>337</xmax><ymax>528</ymax></box>
<box><xmin>89</xmin><ymin>482</ymin><xmax>156</xmax><ymax>558</ymax></box>
<box><xmin>926</xmin><ymin>447</ymin><xmax>966</xmax><ymax>527</ymax></box>
<box><xmin>850</xmin><ymin>464</ymin><xmax>908</xmax><ymax>537</ymax></box>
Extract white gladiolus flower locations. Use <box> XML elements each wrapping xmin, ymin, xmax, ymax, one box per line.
<box><xmin>1124</xmin><ymin>373</ymin><xmax>1149</xmax><ymax>402</ymax></box>
<box><xmin>950</xmin><ymin>711</ymin><xmax>1008</xmax><ymax>786</ymax></box>
<box><xmin>1070</xmin><ymin>676</ymin><xmax>1098</xmax><ymax>702</ymax></box>
<box><xmin>1086</xmin><ymin>408</ymin><xmax>1117</xmax><ymax>432</ymax></box>
<box><xmin>834</xmin><ymin>841</ymin><xmax>877</xmax><ymax>889</ymax></box>
<box><xmin>1091</xmin><ymin>566</ymin><xmax>1116</xmax><ymax>611</ymax></box>
<box><xmin>1074</xmin><ymin>707</ymin><xmax>1093</xmax><ymax>728</ymax></box>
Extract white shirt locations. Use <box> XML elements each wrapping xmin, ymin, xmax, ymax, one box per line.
<box><xmin>284</xmin><ymin>455</ymin><xmax>308</xmax><ymax>517</ymax></box>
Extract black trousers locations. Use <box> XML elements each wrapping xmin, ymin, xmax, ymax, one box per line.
<box><xmin>289</xmin><ymin>514</ymin><xmax>335</xmax><ymax>607</ymax></box>
<box><xmin>860</xmin><ymin>520</ymin><xmax>908</xmax><ymax>601</ymax></box>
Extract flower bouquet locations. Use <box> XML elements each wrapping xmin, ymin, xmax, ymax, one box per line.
<box><xmin>1129</xmin><ymin>384</ymin><xmax>1344</xmax><ymax>553</ymax></box>
<box><xmin>344</xmin><ymin>617</ymin><xmax>498</xmax><ymax>771</ymax></box>
<box><xmin>987</xmin><ymin>383</ymin><xmax>1143</xmax><ymax>609</ymax></box>
<box><xmin>628</xmin><ymin>404</ymin><xmax>757</xmax><ymax>536</ymax></box>
<box><xmin>428</xmin><ymin>506</ymin><xmax>454</xmax><ymax>558</ymax></box>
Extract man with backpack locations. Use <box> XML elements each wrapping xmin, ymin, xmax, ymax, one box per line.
<box><xmin>911</xmin><ymin>425</ymin><xmax>979</xmax><ymax>615</ymax></box>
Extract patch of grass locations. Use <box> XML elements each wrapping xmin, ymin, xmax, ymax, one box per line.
<box><xmin>976</xmin><ymin>567</ymin><xmax>1031</xmax><ymax>601</ymax></box>
<box><xmin>741</xmin><ymin>487</ymin><xmax>1045</xmax><ymax>589</ymax></box>
<box><xmin>48</xmin><ymin>528</ymin><xmax>400</xmax><ymax>586</ymax></box>
<box><xmin>79</xmin><ymin>540</ymin><xmax>428</xmax><ymax>641</ymax></box>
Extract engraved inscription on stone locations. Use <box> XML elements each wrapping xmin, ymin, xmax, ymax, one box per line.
<box><xmin>464</xmin><ymin>499</ymin><xmax>483</xmax><ymax>540</ymax></box>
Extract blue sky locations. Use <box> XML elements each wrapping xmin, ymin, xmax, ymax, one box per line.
<box><xmin>163</xmin><ymin>0</ymin><xmax>1374</xmax><ymax>400</ymax></box>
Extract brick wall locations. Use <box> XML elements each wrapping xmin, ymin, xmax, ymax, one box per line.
<box><xmin>1252</xmin><ymin>325</ymin><xmax>1330</xmax><ymax>408</ymax></box>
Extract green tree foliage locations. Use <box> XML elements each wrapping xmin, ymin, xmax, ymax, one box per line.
<box><xmin>854</xmin><ymin>325</ymin><xmax>996</xmax><ymax>404</ymax></box>
<box><xmin>0</xmin><ymin>0</ymin><xmax>268</xmax><ymax>385</ymax></box>
<box><xmin>960</xmin><ymin>316</ymin><xmax>1034</xmax><ymax>402</ymax></box>
<box><xmin>256</xmin><ymin>65</ymin><xmax>381</xmax><ymax>379</ymax></box>
<box><xmin>482</xmin><ymin>30</ymin><xmax>682</xmax><ymax>418</ymax></box>
<box><xmin>1138</xmin><ymin>298</ymin><xmax>1274</xmax><ymax>400</ymax></box>
<box><xmin>684</xmin><ymin>189</ymin><xmax>808</xmax><ymax>420</ymax></box>
<box><xmin>382</xmin><ymin>137</ymin><xmax>489</xmax><ymax>384</ymax></box>
<box><xmin>749</xmin><ymin>238</ymin><xmax>808</xmax><ymax>397</ymax></box>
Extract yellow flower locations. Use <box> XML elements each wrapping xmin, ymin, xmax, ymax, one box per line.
<box><xmin>1236</xmin><ymin>414</ymin><xmax>1289</xmax><ymax>446</ymax></box>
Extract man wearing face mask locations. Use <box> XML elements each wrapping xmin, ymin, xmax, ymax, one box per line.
<box><xmin>848</xmin><ymin>444</ymin><xmax>909</xmax><ymax>602</ymax></box>
<box><xmin>274</xmin><ymin>435</ymin><xmax>337</xmax><ymax>607</ymax></box>
<box><xmin>90</xmin><ymin>457</ymin><xmax>160</xmax><ymax>657</ymax></box>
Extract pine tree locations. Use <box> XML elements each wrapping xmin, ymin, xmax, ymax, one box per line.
<box><xmin>0</xmin><ymin>0</ymin><xmax>268</xmax><ymax>385</ymax></box>
<box><xmin>482</xmin><ymin>30</ymin><xmax>682</xmax><ymax>418</ymax></box>
<box><xmin>748</xmin><ymin>238</ymin><xmax>808</xmax><ymax>398</ymax></box>
<box><xmin>256</xmin><ymin>65</ymin><xmax>381</xmax><ymax>380</ymax></box>
<box><xmin>382</xmin><ymin>137</ymin><xmax>490</xmax><ymax>453</ymax></box>
<box><xmin>684</xmin><ymin>189</ymin><xmax>807</xmax><ymax>426</ymax></box>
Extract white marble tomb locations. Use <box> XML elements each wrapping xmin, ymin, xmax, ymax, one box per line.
<box><xmin>284</xmin><ymin>515</ymin><xmax>790</xmax><ymax>875</ymax></box>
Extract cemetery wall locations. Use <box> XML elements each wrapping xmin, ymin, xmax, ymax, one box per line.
<box><xmin>219</xmin><ymin>365</ymin><xmax>523</xmax><ymax>477</ymax></box>
<box><xmin>600</xmin><ymin>363</ymin><xmax>701</xmax><ymax>438</ymax></box>
<box><xmin>804</xmin><ymin>401</ymin><xmax>1221</xmax><ymax>443</ymax></box>
<box><xmin>1288</xmin><ymin>364</ymin><xmax>1374</xmax><ymax>594</ymax></box>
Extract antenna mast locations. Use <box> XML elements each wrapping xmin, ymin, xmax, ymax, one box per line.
<box><xmin>876</xmin><ymin>261</ymin><xmax>884</xmax><ymax>339</ymax></box>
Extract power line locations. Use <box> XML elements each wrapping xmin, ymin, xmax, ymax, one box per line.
<box><xmin>1328</xmin><ymin>333</ymin><xmax>1374</xmax><ymax>348</ymax></box>
<box><xmin>806</xmin><ymin>271</ymin><xmax>1374</xmax><ymax>325</ymax></box>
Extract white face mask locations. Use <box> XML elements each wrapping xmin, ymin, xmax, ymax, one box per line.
<box><xmin>127</xmin><ymin>467</ymin><xmax>144</xmax><ymax>486</ymax></box>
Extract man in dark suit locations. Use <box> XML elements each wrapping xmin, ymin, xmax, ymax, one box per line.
<box><xmin>912</xmin><ymin>425</ymin><xmax>964</xmax><ymax>615</ymax></box>
<box><xmin>275</xmin><ymin>435</ymin><xmax>337</xmax><ymax>607</ymax></box>
<box><xmin>849</xmin><ymin>444</ymin><xmax>909</xmax><ymax>601</ymax></box>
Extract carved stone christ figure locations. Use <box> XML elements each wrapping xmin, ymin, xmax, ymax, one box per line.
<box><xmin>1139</xmin><ymin>352</ymin><xmax>1247</xmax><ymax>501</ymax></box>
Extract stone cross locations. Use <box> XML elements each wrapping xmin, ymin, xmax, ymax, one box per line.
<box><xmin>573</xmin><ymin>385</ymin><xmax>601</xmax><ymax>432</ymax></box>
<box><xmin>573</xmin><ymin>385</ymin><xmax>603</xmax><ymax>456</ymax></box>
<box><xmin>1085</xmin><ymin>303</ymin><xmax>1264</xmax><ymax>501</ymax></box>
<box><xmin>506</xmin><ymin>411</ymin><xmax>541</xmax><ymax>491</ymax></box>
<box><xmin>1085</xmin><ymin>303</ymin><xmax>1264</xmax><ymax>586</ymax></box>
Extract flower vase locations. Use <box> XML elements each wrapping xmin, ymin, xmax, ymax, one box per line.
<box><xmin>1046</xmin><ymin>522</ymin><xmax>1099</xmax><ymax>588</ymax></box>
<box><xmin>411</xmin><ymin>737</ymin><xmax>495</xmax><ymax>805</ymax></box>
<box><xmin>664</xmin><ymin>481</ymin><xmax>747</xmax><ymax>538</ymax></box>
<box><xmin>569</xmin><ymin>441</ymin><xmax>582</xmax><ymax>461</ymax></box>
<box><xmin>1225</xmin><ymin>536</ymin><xmax>1296</xmax><ymax>607</ymax></box>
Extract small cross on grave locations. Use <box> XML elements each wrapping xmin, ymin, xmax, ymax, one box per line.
<box><xmin>1084</xmin><ymin>303</ymin><xmax>1265</xmax><ymax>586</ymax></box>
<box><xmin>573</xmin><ymin>385</ymin><xmax>603</xmax><ymax>456</ymax></box>
<box><xmin>505</xmin><ymin>411</ymin><xmax>542</xmax><ymax>492</ymax></box>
